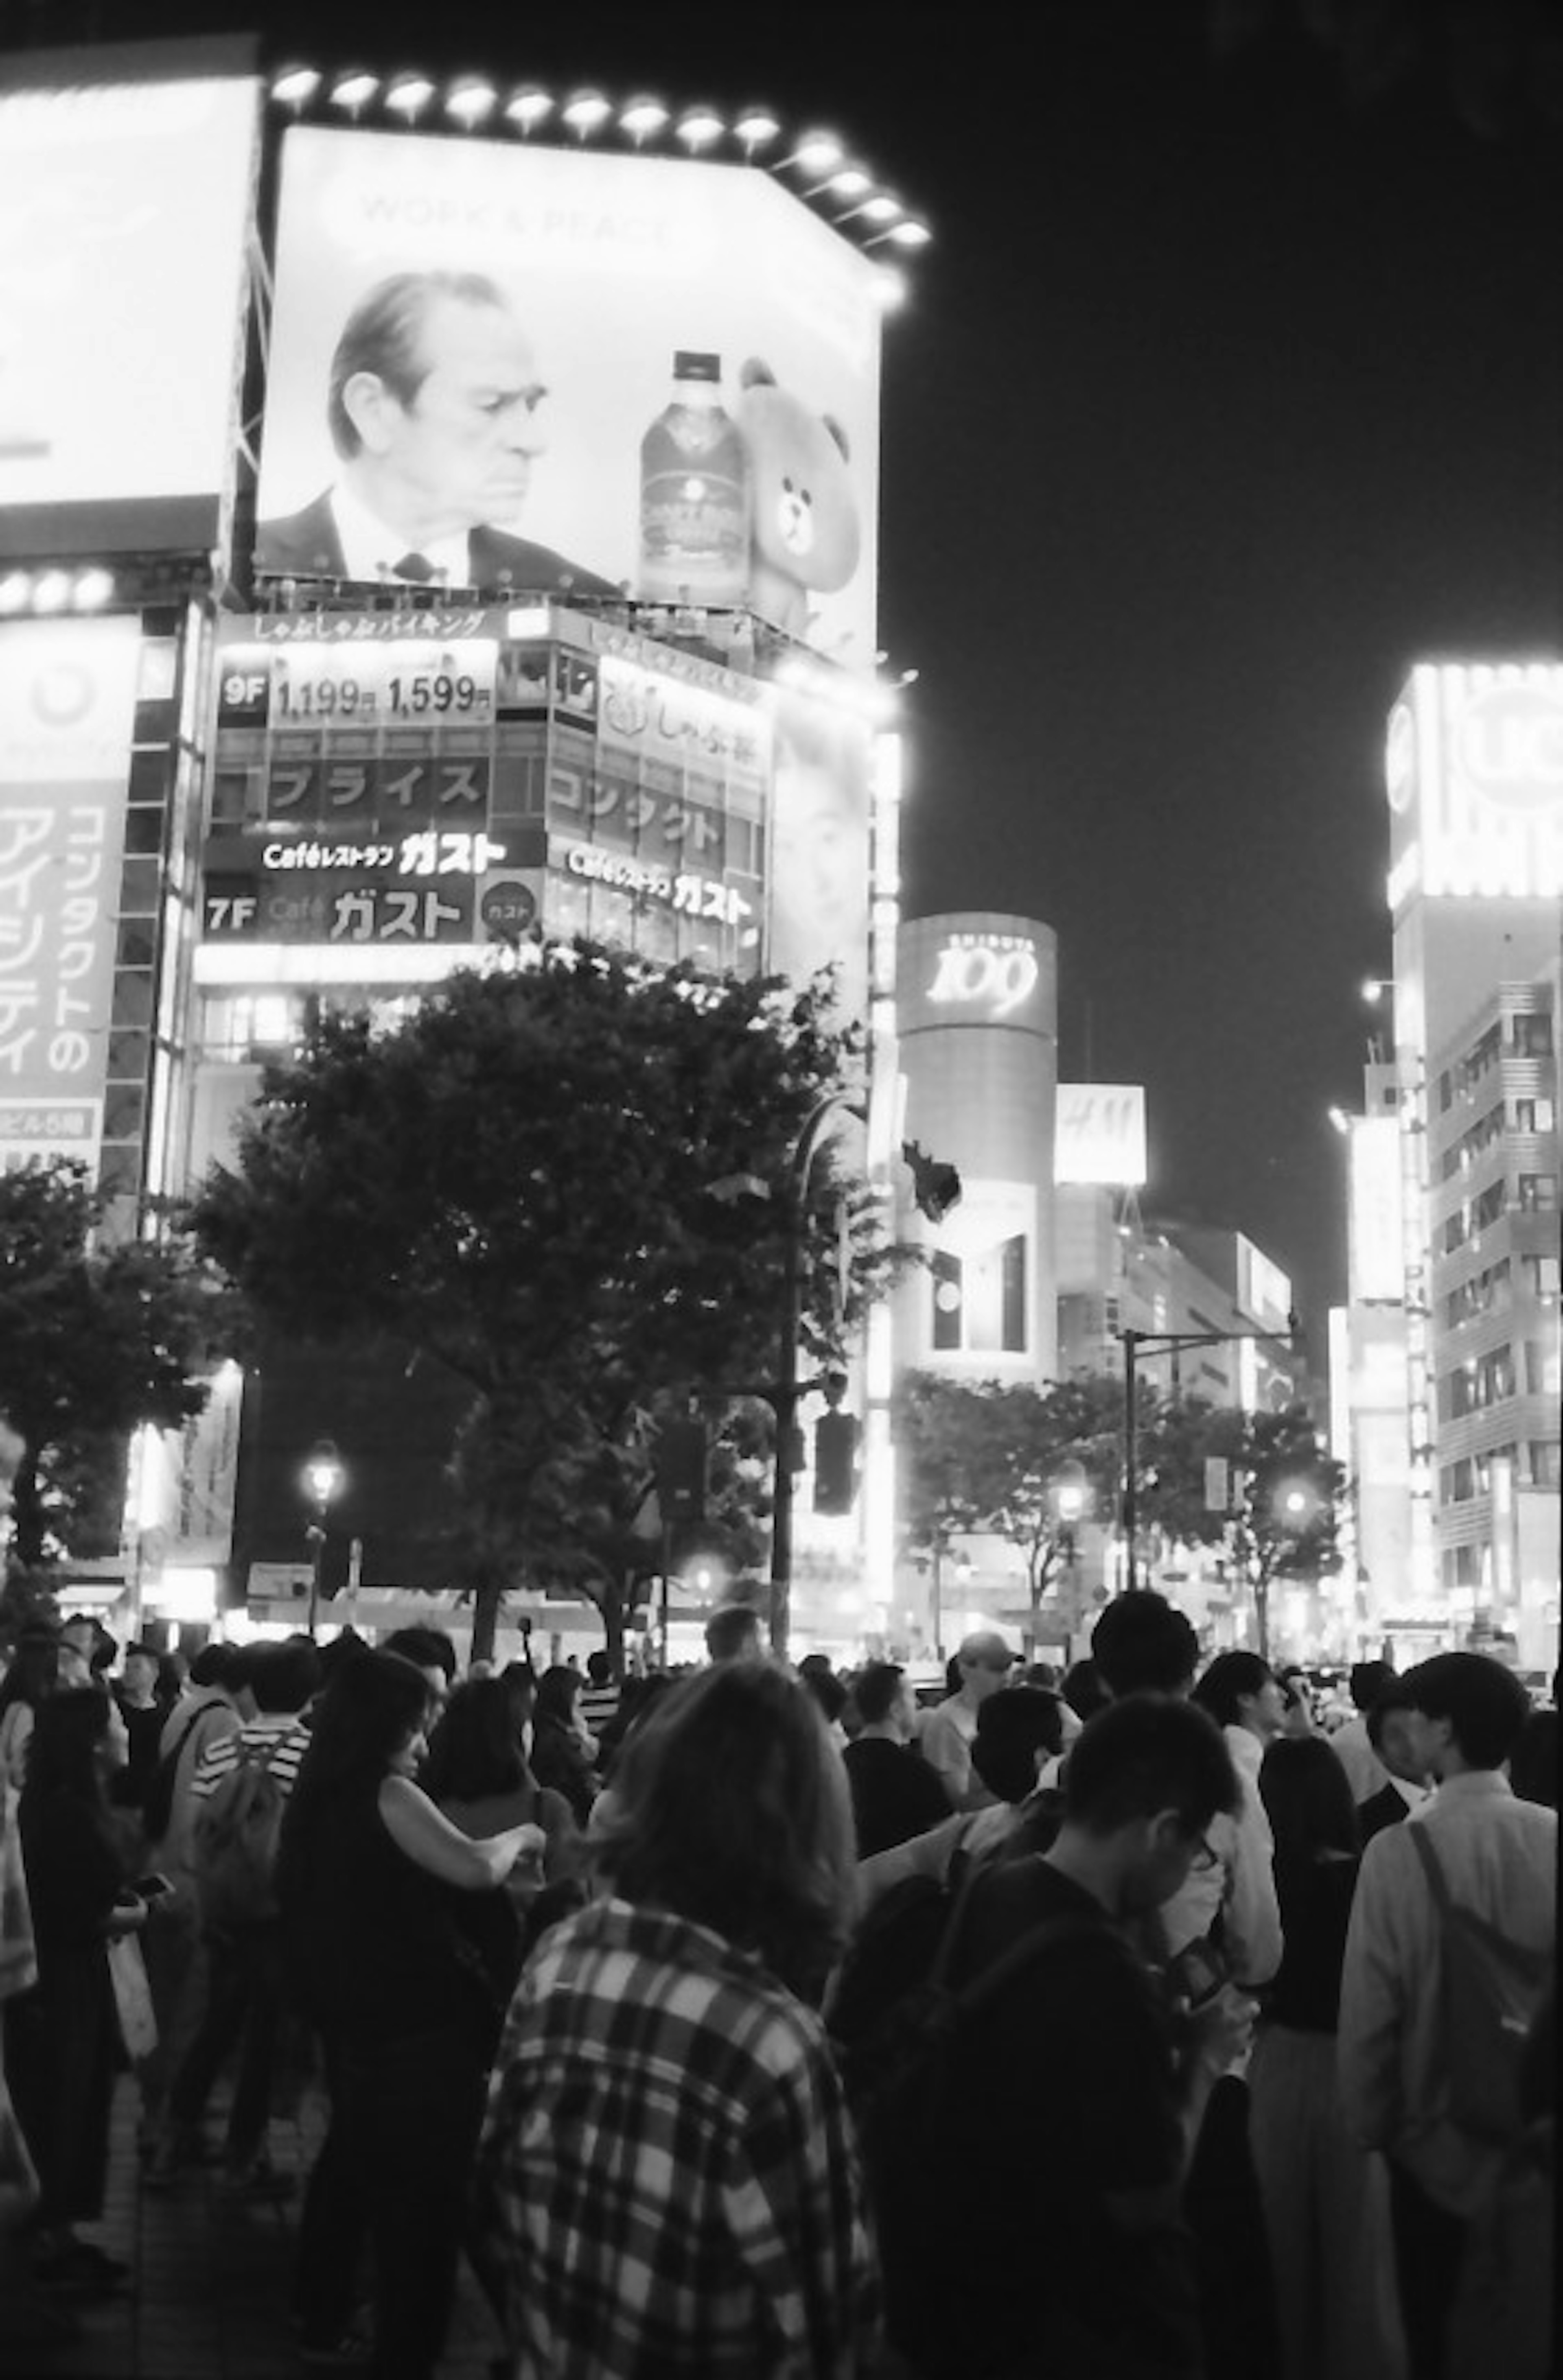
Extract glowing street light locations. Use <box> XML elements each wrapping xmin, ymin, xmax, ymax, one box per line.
<box><xmin>675</xmin><ymin>105</ymin><xmax>725</xmax><ymax>153</ymax></box>
<box><xmin>562</xmin><ymin>87</ymin><xmax>612</xmax><ymax>139</ymax></box>
<box><xmin>836</xmin><ymin>191</ymin><xmax>904</xmax><ymax>229</ymax></box>
<box><xmin>619</xmin><ymin>94</ymin><xmax>670</xmax><ymax>145</ymax></box>
<box><xmin>328</xmin><ymin>70</ymin><xmax>379</xmax><ymax>118</ymax></box>
<box><xmin>809</xmin><ymin>163</ymin><xmax>871</xmax><ymax>201</ymax></box>
<box><xmin>271</xmin><ymin>65</ymin><xmax>321</xmax><ymax>110</ymax></box>
<box><xmin>733</xmin><ymin>107</ymin><xmax>781</xmax><ymax>156</ymax></box>
<box><xmin>783</xmin><ymin>129</ymin><xmax>845</xmax><ymax>177</ymax></box>
<box><xmin>504</xmin><ymin>86</ymin><xmax>554</xmax><ymax>133</ymax></box>
<box><xmin>865</xmin><ymin>217</ymin><xmax>933</xmax><ymax>250</ymax></box>
<box><xmin>385</xmin><ymin>74</ymin><xmax>436</xmax><ymax>123</ymax></box>
<box><xmin>302</xmin><ymin>1438</ymin><xmax>345</xmax><ymax>1639</ymax></box>
<box><xmin>446</xmin><ymin>79</ymin><xmax>497</xmax><ymax>130</ymax></box>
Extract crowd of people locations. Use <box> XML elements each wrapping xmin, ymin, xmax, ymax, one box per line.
<box><xmin>0</xmin><ymin>1594</ymin><xmax>1554</xmax><ymax>2379</ymax></box>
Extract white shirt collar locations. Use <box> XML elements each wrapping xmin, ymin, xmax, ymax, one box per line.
<box><xmin>329</xmin><ymin>483</ymin><xmax>472</xmax><ymax>588</ymax></box>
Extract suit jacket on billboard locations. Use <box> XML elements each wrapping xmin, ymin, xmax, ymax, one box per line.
<box><xmin>254</xmin><ymin>490</ymin><xmax>621</xmax><ymax>599</ymax></box>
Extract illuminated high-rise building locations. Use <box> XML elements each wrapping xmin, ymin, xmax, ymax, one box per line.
<box><xmin>1381</xmin><ymin>661</ymin><xmax>1562</xmax><ymax>1668</ymax></box>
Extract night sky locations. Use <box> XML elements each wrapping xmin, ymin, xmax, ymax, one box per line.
<box><xmin>10</xmin><ymin>1</ymin><xmax>1561</xmax><ymax>1347</ymax></box>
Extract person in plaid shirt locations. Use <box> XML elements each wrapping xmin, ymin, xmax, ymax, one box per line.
<box><xmin>475</xmin><ymin>1661</ymin><xmax>881</xmax><ymax>2377</ymax></box>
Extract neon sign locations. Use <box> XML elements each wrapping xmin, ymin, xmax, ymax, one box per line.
<box><xmin>926</xmin><ymin>934</ymin><xmax>1039</xmax><ymax>1020</ymax></box>
<box><xmin>258</xmin><ymin>833</ymin><xmax>506</xmax><ymax>877</ymax></box>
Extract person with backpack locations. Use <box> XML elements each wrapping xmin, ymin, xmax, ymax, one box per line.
<box><xmin>865</xmin><ymin>1694</ymin><xmax>1254</xmax><ymax>2379</ymax></box>
<box><xmin>148</xmin><ymin>1638</ymin><xmax>320</xmax><ymax>2196</ymax></box>
<box><xmin>1338</xmin><ymin>1651</ymin><xmax>1556</xmax><ymax>2380</ymax></box>
<box><xmin>134</xmin><ymin>1644</ymin><xmax>248</xmax><ymax>2155</ymax></box>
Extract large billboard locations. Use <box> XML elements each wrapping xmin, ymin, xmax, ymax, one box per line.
<box><xmin>0</xmin><ymin>55</ymin><xmax>260</xmax><ymax>557</ymax></box>
<box><xmin>0</xmin><ymin>616</ymin><xmax>142</xmax><ymax>1174</ymax></box>
<box><xmin>256</xmin><ymin>128</ymin><xmax>882</xmax><ymax>665</ymax></box>
<box><xmin>1055</xmin><ymin>1084</ymin><xmax>1148</xmax><ymax>1187</ymax></box>
<box><xmin>1386</xmin><ymin>661</ymin><xmax>1563</xmax><ymax>908</ymax></box>
<box><xmin>199</xmin><ymin>604</ymin><xmax>771</xmax><ymax>984</ymax></box>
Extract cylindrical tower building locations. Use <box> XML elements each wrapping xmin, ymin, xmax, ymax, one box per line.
<box><xmin>896</xmin><ymin>911</ymin><xmax>1059</xmax><ymax>1383</ymax></box>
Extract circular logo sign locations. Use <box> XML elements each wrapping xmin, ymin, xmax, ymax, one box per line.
<box><xmin>1455</xmin><ymin>683</ymin><xmax>1563</xmax><ymax>813</ymax></box>
<box><xmin>480</xmin><ymin>880</ymin><xmax>538</xmax><ymax>942</ymax></box>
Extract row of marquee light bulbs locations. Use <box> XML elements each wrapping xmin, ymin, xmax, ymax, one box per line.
<box><xmin>268</xmin><ymin>68</ymin><xmax>931</xmax><ymax>254</ymax></box>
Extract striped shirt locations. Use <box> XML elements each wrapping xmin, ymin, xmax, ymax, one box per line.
<box><xmin>576</xmin><ymin>1683</ymin><xmax>619</xmax><ymax>1744</ymax></box>
<box><xmin>476</xmin><ymin>1896</ymin><xmax>881</xmax><ymax>2377</ymax></box>
<box><xmin>188</xmin><ymin>1715</ymin><xmax>312</xmax><ymax>1803</ymax></box>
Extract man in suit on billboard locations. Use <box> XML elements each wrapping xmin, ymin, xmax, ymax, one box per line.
<box><xmin>256</xmin><ymin>269</ymin><xmax>620</xmax><ymax>599</ymax></box>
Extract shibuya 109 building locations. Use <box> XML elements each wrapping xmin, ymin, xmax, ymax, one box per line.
<box><xmin>0</xmin><ymin>36</ymin><xmax>924</xmax><ymax>1641</ymax></box>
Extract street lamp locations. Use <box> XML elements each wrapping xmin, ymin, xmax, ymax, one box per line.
<box><xmin>302</xmin><ymin>1439</ymin><xmax>344</xmax><ymax>1639</ymax></box>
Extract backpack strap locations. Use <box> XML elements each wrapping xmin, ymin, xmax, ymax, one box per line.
<box><xmin>923</xmin><ymin>1816</ymin><xmax>997</xmax><ymax>1992</ymax></box>
<box><xmin>163</xmin><ymin>1696</ymin><xmax>220</xmax><ymax>1775</ymax></box>
<box><xmin>1409</xmin><ymin>1821</ymin><xmax>1455</xmax><ymax>1919</ymax></box>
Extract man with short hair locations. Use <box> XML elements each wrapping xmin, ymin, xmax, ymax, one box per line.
<box><xmin>877</xmin><ymin>1696</ymin><xmax>1252</xmax><ymax>2377</ymax></box>
<box><xmin>257</xmin><ymin>269</ymin><xmax>620</xmax><ymax>595</ymax></box>
<box><xmin>1330</xmin><ymin>1659</ymin><xmax>1400</xmax><ymax>1803</ymax></box>
<box><xmin>916</xmin><ymin>1631</ymin><xmax>1018</xmax><ymax>1811</ymax></box>
<box><xmin>1090</xmin><ymin>1589</ymin><xmax>1200</xmax><ymax>1700</ymax></box>
<box><xmin>380</xmin><ymin>1625</ymin><xmax>456</xmax><ymax>1716</ymax></box>
<box><xmin>842</xmin><ymin>1663</ymin><xmax>952</xmax><ymax>1856</ymax></box>
<box><xmin>1090</xmin><ymin>1593</ymin><xmax>1281</xmax><ymax>2373</ymax></box>
<box><xmin>151</xmin><ymin>1639</ymin><xmax>322</xmax><ymax>2196</ymax></box>
<box><xmin>702</xmin><ymin>1604</ymin><xmax>765</xmax><ymax>1666</ymax></box>
<box><xmin>1339</xmin><ymin>1652</ymin><xmax>1556</xmax><ymax>2380</ymax></box>
<box><xmin>1356</xmin><ymin>1686</ymin><xmax>1433</xmax><ymax>1842</ymax></box>
<box><xmin>114</xmin><ymin>1640</ymin><xmax>167</xmax><ymax>1813</ymax></box>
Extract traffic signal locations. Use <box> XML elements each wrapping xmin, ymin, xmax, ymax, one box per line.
<box><xmin>902</xmin><ymin>1139</ymin><xmax>962</xmax><ymax>1223</ymax></box>
<box><xmin>654</xmin><ymin>1418</ymin><xmax>707</xmax><ymax>1523</ymax></box>
<box><xmin>814</xmin><ymin>1410</ymin><xmax>860</xmax><ymax>1515</ymax></box>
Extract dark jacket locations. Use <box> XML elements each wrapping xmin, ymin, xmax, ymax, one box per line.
<box><xmin>254</xmin><ymin>491</ymin><xmax>620</xmax><ymax>598</ymax></box>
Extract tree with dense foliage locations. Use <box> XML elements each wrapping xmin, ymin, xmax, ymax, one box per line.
<box><xmin>189</xmin><ymin>948</ymin><xmax>894</xmax><ymax>1661</ymax></box>
<box><xmin>896</xmin><ymin>1370</ymin><xmax>1343</xmax><ymax>1654</ymax></box>
<box><xmin>0</xmin><ymin>1163</ymin><xmax>223</xmax><ymax>1613</ymax></box>
<box><xmin>897</xmin><ymin>1369</ymin><xmax>1197</xmax><ymax>1646</ymax></box>
<box><xmin>1191</xmin><ymin>1401</ymin><xmax>1345</xmax><ymax>1655</ymax></box>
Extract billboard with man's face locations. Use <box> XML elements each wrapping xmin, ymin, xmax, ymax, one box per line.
<box><xmin>0</xmin><ymin>61</ymin><xmax>260</xmax><ymax>555</ymax></box>
<box><xmin>256</xmin><ymin>128</ymin><xmax>883</xmax><ymax>666</ymax></box>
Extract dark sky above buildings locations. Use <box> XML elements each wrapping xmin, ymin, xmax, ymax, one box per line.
<box><xmin>9</xmin><ymin>1</ymin><xmax>1561</xmax><ymax>1348</ymax></box>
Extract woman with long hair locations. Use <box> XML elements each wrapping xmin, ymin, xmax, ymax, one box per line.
<box><xmin>422</xmin><ymin>1676</ymin><xmax>587</xmax><ymax>1948</ymax></box>
<box><xmin>279</xmin><ymin>1649</ymin><xmax>541</xmax><ymax>2379</ymax></box>
<box><xmin>10</xmin><ymin>1690</ymin><xmax>143</xmax><ymax>2293</ymax></box>
<box><xmin>1252</xmin><ymin>1730</ymin><xmax>1406</xmax><ymax>2380</ymax></box>
<box><xmin>526</xmin><ymin>1663</ymin><xmax>599</xmax><ymax>1826</ymax></box>
<box><xmin>475</xmin><ymin>1661</ymin><xmax>880</xmax><ymax>2376</ymax></box>
<box><xmin>0</xmin><ymin>1628</ymin><xmax>59</xmax><ymax>1792</ymax></box>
